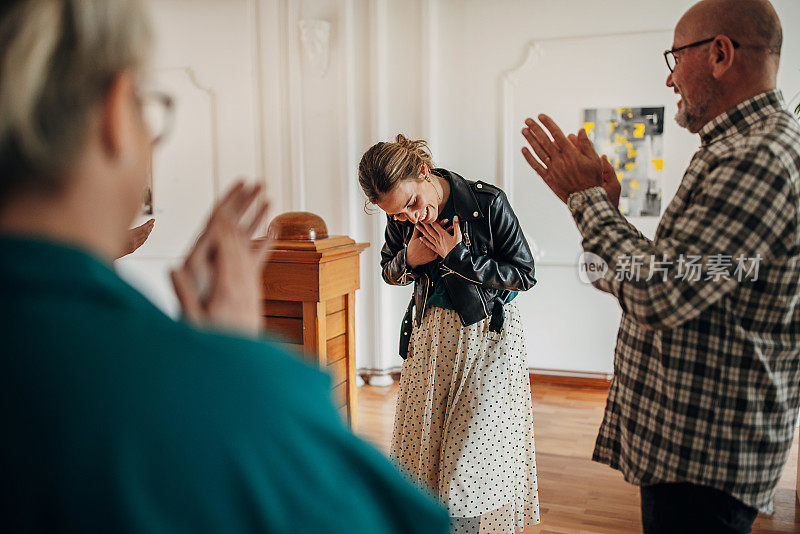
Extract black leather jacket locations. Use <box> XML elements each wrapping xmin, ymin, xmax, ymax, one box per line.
<box><xmin>380</xmin><ymin>168</ymin><xmax>536</xmax><ymax>358</ymax></box>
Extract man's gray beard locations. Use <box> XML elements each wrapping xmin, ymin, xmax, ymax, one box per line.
<box><xmin>674</xmin><ymin>108</ymin><xmax>691</xmax><ymax>130</ymax></box>
<box><xmin>675</xmin><ymin>101</ymin><xmax>709</xmax><ymax>133</ymax></box>
<box><xmin>674</xmin><ymin>83</ymin><xmax>716</xmax><ymax>133</ymax></box>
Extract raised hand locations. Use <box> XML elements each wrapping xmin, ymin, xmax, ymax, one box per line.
<box><xmin>566</xmin><ymin>133</ymin><xmax>620</xmax><ymax>210</ymax></box>
<box><xmin>417</xmin><ymin>217</ymin><xmax>462</xmax><ymax>259</ymax></box>
<box><xmin>170</xmin><ymin>182</ymin><xmax>272</xmax><ymax>337</ymax></box>
<box><xmin>521</xmin><ymin>114</ymin><xmax>603</xmax><ymax>204</ymax></box>
<box><xmin>600</xmin><ymin>155</ymin><xmax>621</xmax><ymax>209</ymax></box>
<box><xmin>407</xmin><ymin>225</ymin><xmax>439</xmax><ymax>267</ymax></box>
<box><xmin>118</xmin><ymin>218</ymin><xmax>155</xmax><ymax>258</ymax></box>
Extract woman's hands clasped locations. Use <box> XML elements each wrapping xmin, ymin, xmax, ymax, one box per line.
<box><xmin>406</xmin><ymin>226</ymin><xmax>439</xmax><ymax>268</ymax></box>
<box><xmin>170</xmin><ymin>181</ymin><xmax>272</xmax><ymax>337</ymax></box>
<box><xmin>415</xmin><ymin>217</ymin><xmax>462</xmax><ymax>260</ymax></box>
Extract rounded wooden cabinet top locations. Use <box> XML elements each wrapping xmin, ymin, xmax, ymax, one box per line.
<box><xmin>267</xmin><ymin>211</ymin><xmax>329</xmax><ymax>241</ymax></box>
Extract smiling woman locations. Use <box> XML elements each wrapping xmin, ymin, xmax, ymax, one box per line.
<box><xmin>359</xmin><ymin>135</ymin><xmax>440</xmax><ymax>222</ymax></box>
<box><xmin>358</xmin><ymin>135</ymin><xmax>540</xmax><ymax>533</ymax></box>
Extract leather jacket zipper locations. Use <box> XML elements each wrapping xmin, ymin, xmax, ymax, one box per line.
<box><xmin>440</xmin><ymin>265</ymin><xmax>489</xmax><ymax>317</ymax></box>
<box><xmin>440</xmin><ymin>221</ymin><xmax>480</xmax><ymax>284</ymax></box>
<box><xmin>444</xmin><ymin>221</ymin><xmax>489</xmax><ymax>317</ymax></box>
<box><xmin>418</xmin><ymin>273</ymin><xmax>430</xmax><ymax>325</ymax></box>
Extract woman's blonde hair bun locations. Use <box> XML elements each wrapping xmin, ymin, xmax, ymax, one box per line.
<box><xmin>358</xmin><ymin>134</ymin><xmax>435</xmax><ymax>205</ymax></box>
<box><xmin>393</xmin><ymin>134</ymin><xmax>433</xmax><ymax>168</ymax></box>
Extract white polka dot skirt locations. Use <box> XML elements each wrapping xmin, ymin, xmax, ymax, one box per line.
<box><xmin>391</xmin><ymin>302</ymin><xmax>540</xmax><ymax>533</ymax></box>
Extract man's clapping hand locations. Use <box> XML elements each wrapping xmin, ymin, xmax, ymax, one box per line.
<box><xmin>521</xmin><ymin>114</ymin><xmax>604</xmax><ymax>203</ymax></box>
<box><xmin>565</xmin><ymin>133</ymin><xmax>621</xmax><ymax>210</ymax></box>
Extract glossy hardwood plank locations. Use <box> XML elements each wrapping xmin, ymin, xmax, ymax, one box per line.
<box><xmin>326</xmin><ymin>334</ymin><xmax>346</xmax><ymax>364</ymax></box>
<box><xmin>262</xmin><ymin>299</ymin><xmax>302</xmax><ymax>318</ymax></box>
<box><xmin>328</xmin><ymin>355</ymin><xmax>347</xmax><ymax>387</ymax></box>
<box><xmin>356</xmin><ymin>382</ymin><xmax>799</xmax><ymax>533</ymax></box>
<box><xmin>326</xmin><ymin>295</ymin><xmax>346</xmax><ymax>315</ymax></box>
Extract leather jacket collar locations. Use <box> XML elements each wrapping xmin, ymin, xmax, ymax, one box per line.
<box><xmin>434</xmin><ymin>168</ymin><xmax>484</xmax><ymax>222</ymax></box>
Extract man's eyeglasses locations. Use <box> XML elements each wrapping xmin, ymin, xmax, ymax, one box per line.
<box><xmin>137</xmin><ymin>91</ymin><xmax>175</xmax><ymax>145</ymax></box>
<box><xmin>663</xmin><ymin>37</ymin><xmax>740</xmax><ymax>73</ymax></box>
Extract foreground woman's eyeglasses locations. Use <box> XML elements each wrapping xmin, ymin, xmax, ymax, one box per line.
<box><xmin>138</xmin><ymin>91</ymin><xmax>175</xmax><ymax>145</ymax></box>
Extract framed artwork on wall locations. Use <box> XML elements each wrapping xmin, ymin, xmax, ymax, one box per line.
<box><xmin>583</xmin><ymin>106</ymin><xmax>665</xmax><ymax>217</ymax></box>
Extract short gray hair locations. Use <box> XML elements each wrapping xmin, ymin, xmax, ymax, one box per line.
<box><xmin>0</xmin><ymin>0</ymin><xmax>151</xmax><ymax>204</ymax></box>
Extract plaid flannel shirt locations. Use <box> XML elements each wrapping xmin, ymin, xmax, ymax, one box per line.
<box><xmin>571</xmin><ymin>90</ymin><xmax>800</xmax><ymax>512</ymax></box>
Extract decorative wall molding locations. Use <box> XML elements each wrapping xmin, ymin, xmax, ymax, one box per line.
<box><xmin>368</xmin><ymin>0</ymin><xmax>392</xmax><ymax>371</ymax></box>
<box><xmin>499</xmin><ymin>42</ymin><xmax>543</xmax><ymax>201</ymax></box>
<box><xmin>298</xmin><ymin>19</ymin><xmax>332</xmax><ymax>78</ymax></box>
<box><xmin>289</xmin><ymin>0</ymin><xmax>307</xmax><ymax>211</ymax></box>
<box><xmin>277</xmin><ymin>0</ymin><xmax>307</xmax><ymax>211</ymax></box>
<box><xmin>336</xmin><ymin>0</ymin><xmax>370</xmax><ymax>375</ymax></box>
<box><xmin>498</xmin><ymin>29</ymin><xmax>672</xmax><ymax>204</ymax></box>
<box><xmin>150</xmin><ymin>67</ymin><xmax>220</xmax><ymax>201</ymax></box>
<box><xmin>421</xmin><ymin>0</ymin><xmax>440</xmax><ymax>156</ymax></box>
<box><xmin>136</xmin><ymin>66</ymin><xmax>218</xmax><ymax>259</ymax></box>
<box><xmin>248</xmin><ymin>0</ymin><xmax>269</xmax><ymax>221</ymax></box>
<box><xmin>340</xmin><ymin>0</ymin><xmax>359</xmax><ymax>238</ymax></box>
<box><xmin>369</xmin><ymin>0</ymin><xmax>389</xmax><ymax>141</ymax></box>
<box><xmin>181</xmin><ymin>67</ymin><xmax>221</xmax><ymax>200</ymax></box>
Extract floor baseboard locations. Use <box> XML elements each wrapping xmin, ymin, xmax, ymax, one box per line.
<box><xmin>360</xmin><ymin>367</ymin><xmax>612</xmax><ymax>389</ymax></box>
<box><xmin>529</xmin><ymin>368</ymin><xmax>612</xmax><ymax>389</ymax></box>
<box><xmin>357</xmin><ymin>367</ymin><xmax>401</xmax><ymax>385</ymax></box>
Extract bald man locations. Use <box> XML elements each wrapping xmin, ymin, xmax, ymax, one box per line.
<box><xmin>521</xmin><ymin>1</ymin><xmax>800</xmax><ymax>532</ymax></box>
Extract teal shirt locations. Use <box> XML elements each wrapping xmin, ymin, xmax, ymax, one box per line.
<box><xmin>0</xmin><ymin>237</ymin><xmax>449</xmax><ymax>533</ymax></box>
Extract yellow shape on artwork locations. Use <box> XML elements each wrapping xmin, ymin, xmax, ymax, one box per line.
<box><xmin>651</xmin><ymin>158</ymin><xmax>664</xmax><ymax>171</ymax></box>
<box><xmin>616</xmin><ymin>171</ymin><xmax>624</xmax><ymax>181</ymax></box>
<box><xmin>614</xmin><ymin>134</ymin><xmax>626</xmax><ymax>145</ymax></box>
<box><xmin>633</xmin><ymin>123</ymin><xmax>646</xmax><ymax>137</ymax></box>
<box><xmin>608</xmin><ymin>121</ymin><xmax>619</xmax><ymax>134</ymax></box>
<box><xmin>583</xmin><ymin>122</ymin><xmax>595</xmax><ymax>135</ymax></box>
<box><xmin>628</xmin><ymin>146</ymin><xmax>637</xmax><ymax>159</ymax></box>
<box><xmin>630</xmin><ymin>179</ymin><xmax>641</xmax><ymax>190</ymax></box>
<box><xmin>616</xmin><ymin>107</ymin><xmax>633</xmax><ymax>119</ymax></box>
<box><xmin>624</xmin><ymin>162</ymin><xmax>635</xmax><ymax>171</ymax></box>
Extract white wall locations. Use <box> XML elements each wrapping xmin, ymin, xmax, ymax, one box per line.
<box><xmin>117</xmin><ymin>0</ymin><xmax>264</xmax><ymax>316</ymax></box>
<box><xmin>117</xmin><ymin>0</ymin><xmax>800</xmax><ymax>377</ymax></box>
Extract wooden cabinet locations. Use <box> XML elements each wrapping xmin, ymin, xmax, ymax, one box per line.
<box><xmin>260</xmin><ymin>212</ymin><xmax>368</xmax><ymax>427</ymax></box>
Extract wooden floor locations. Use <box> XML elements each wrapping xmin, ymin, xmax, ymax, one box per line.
<box><xmin>356</xmin><ymin>381</ymin><xmax>800</xmax><ymax>533</ymax></box>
